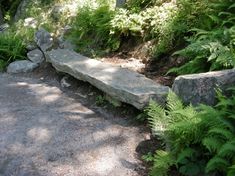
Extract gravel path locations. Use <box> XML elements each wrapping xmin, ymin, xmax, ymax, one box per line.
<box><xmin>0</xmin><ymin>73</ymin><xmax>147</xmax><ymax>176</ymax></box>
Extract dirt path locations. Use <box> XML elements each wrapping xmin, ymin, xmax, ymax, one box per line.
<box><xmin>0</xmin><ymin>73</ymin><xmax>148</xmax><ymax>176</ymax></box>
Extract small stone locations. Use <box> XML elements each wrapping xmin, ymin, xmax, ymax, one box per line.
<box><xmin>27</xmin><ymin>49</ymin><xmax>44</xmax><ymax>64</ymax></box>
<box><xmin>35</xmin><ymin>28</ymin><xmax>53</xmax><ymax>52</ymax></box>
<box><xmin>7</xmin><ymin>60</ymin><xmax>38</xmax><ymax>73</ymax></box>
<box><xmin>0</xmin><ymin>23</ymin><xmax>9</xmax><ymax>33</ymax></box>
<box><xmin>60</xmin><ymin>76</ymin><xmax>71</xmax><ymax>88</ymax></box>
<box><xmin>26</xmin><ymin>43</ymin><xmax>38</xmax><ymax>51</ymax></box>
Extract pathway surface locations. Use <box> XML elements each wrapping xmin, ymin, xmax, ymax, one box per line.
<box><xmin>0</xmin><ymin>73</ymin><xmax>147</xmax><ymax>176</ymax></box>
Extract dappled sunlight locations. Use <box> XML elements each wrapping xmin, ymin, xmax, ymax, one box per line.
<box><xmin>76</xmin><ymin>148</ymin><xmax>118</xmax><ymax>174</ymax></box>
<box><xmin>0</xmin><ymin>74</ymin><xmax>146</xmax><ymax>175</ymax></box>
<box><xmin>28</xmin><ymin>83</ymin><xmax>61</xmax><ymax>103</ymax></box>
<box><xmin>27</xmin><ymin>127</ymin><xmax>51</xmax><ymax>143</ymax></box>
<box><xmin>0</xmin><ymin>116</ymin><xmax>17</xmax><ymax>125</ymax></box>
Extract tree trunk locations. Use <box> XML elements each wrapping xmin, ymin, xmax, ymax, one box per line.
<box><xmin>116</xmin><ymin>0</ymin><xmax>126</xmax><ymax>8</ymax></box>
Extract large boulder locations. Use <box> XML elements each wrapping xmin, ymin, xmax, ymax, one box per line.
<box><xmin>27</xmin><ymin>49</ymin><xmax>44</xmax><ymax>64</ymax></box>
<box><xmin>172</xmin><ymin>69</ymin><xmax>235</xmax><ymax>105</ymax></box>
<box><xmin>35</xmin><ymin>28</ymin><xmax>54</xmax><ymax>52</ymax></box>
<box><xmin>7</xmin><ymin>60</ymin><xmax>38</xmax><ymax>73</ymax></box>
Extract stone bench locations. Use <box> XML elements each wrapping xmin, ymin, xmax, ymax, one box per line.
<box><xmin>46</xmin><ymin>49</ymin><xmax>170</xmax><ymax>109</ymax></box>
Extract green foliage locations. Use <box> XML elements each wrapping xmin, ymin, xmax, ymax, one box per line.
<box><xmin>70</xmin><ymin>4</ymin><xmax>120</xmax><ymax>56</ymax></box>
<box><xmin>145</xmin><ymin>89</ymin><xmax>235</xmax><ymax>175</ymax></box>
<box><xmin>169</xmin><ymin>0</ymin><xmax>235</xmax><ymax>75</ymax></box>
<box><xmin>150</xmin><ymin>150</ymin><xmax>174</xmax><ymax>176</ymax></box>
<box><xmin>0</xmin><ymin>33</ymin><xmax>26</xmax><ymax>71</ymax></box>
<box><xmin>68</xmin><ymin>0</ymin><xmax>211</xmax><ymax>57</ymax></box>
<box><xmin>0</xmin><ymin>0</ymin><xmax>22</xmax><ymax>20</ymax></box>
<box><xmin>95</xmin><ymin>95</ymin><xmax>106</xmax><ymax>106</ymax></box>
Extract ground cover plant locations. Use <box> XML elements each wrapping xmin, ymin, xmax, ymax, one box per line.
<box><xmin>145</xmin><ymin>89</ymin><xmax>235</xmax><ymax>176</ymax></box>
<box><xmin>0</xmin><ymin>33</ymin><xmax>26</xmax><ymax>71</ymax></box>
<box><xmin>69</xmin><ymin>0</ymin><xmax>211</xmax><ymax>58</ymax></box>
<box><xmin>169</xmin><ymin>0</ymin><xmax>235</xmax><ymax>75</ymax></box>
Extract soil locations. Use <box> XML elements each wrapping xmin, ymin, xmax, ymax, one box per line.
<box><xmin>100</xmin><ymin>52</ymin><xmax>183</xmax><ymax>87</ymax></box>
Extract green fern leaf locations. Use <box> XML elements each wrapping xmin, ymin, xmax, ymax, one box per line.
<box><xmin>228</xmin><ymin>165</ymin><xmax>235</xmax><ymax>176</ymax></box>
<box><xmin>218</xmin><ymin>140</ymin><xmax>235</xmax><ymax>158</ymax></box>
<box><xmin>146</xmin><ymin>100</ymin><xmax>167</xmax><ymax>136</ymax></box>
<box><xmin>202</xmin><ymin>136</ymin><xmax>223</xmax><ymax>153</ymax></box>
<box><xmin>208</xmin><ymin>127</ymin><xmax>234</xmax><ymax>140</ymax></box>
<box><xmin>176</xmin><ymin>148</ymin><xmax>196</xmax><ymax>164</ymax></box>
<box><xmin>166</xmin><ymin>91</ymin><xmax>184</xmax><ymax>112</ymax></box>
<box><xmin>206</xmin><ymin>156</ymin><xmax>229</xmax><ymax>173</ymax></box>
<box><xmin>150</xmin><ymin>150</ymin><xmax>175</xmax><ymax>176</ymax></box>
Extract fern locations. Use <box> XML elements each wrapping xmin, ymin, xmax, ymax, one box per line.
<box><xmin>203</xmin><ymin>136</ymin><xmax>223</xmax><ymax>153</ymax></box>
<box><xmin>206</xmin><ymin>156</ymin><xmax>229</xmax><ymax>173</ymax></box>
<box><xmin>150</xmin><ymin>150</ymin><xmax>175</xmax><ymax>176</ymax></box>
<box><xmin>170</xmin><ymin>0</ymin><xmax>235</xmax><ymax>75</ymax></box>
<box><xmin>218</xmin><ymin>140</ymin><xmax>235</xmax><ymax>158</ymax></box>
<box><xmin>145</xmin><ymin>86</ymin><xmax>235</xmax><ymax>175</ymax></box>
<box><xmin>228</xmin><ymin>165</ymin><xmax>235</xmax><ymax>176</ymax></box>
<box><xmin>145</xmin><ymin>100</ymin><xmax>166</xmax><ymax>136</ymax></box>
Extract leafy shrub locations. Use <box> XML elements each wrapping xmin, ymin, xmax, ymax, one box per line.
<box><xmin>0</xmin><ymin>33</ymin><xmax>26</xmax><ymax>71</ymax></box>
<box><xmin>68</xmin><ymin>0</ymin><xmax>211</xmax><ymax>57</ymax></box>
<box><xmin>169</xmin><ymin>0</ymin><xmax>235</xmax><ymax>75</ymax></box>
<box><xmin>145</xmin><ymin>89</ymin><xmax>235</xmax><ymax>175</ymax></box>
<box><xmin>70</xmin><ymin>4</ymin><xmax>120</xmax><ymax>56</ymax></box>
<box><xmin>110</xmin><ymin>0</ymin><xmax>211</xmax><ymax>57</ymax></box>
<box><xmin>0</xmin><ymin>0</ymin><xmax>22</xmax><ymax>20</ymax></box>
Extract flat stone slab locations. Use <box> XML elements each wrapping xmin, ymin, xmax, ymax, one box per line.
<box><xmin>173</xmin><ymin>69</ymin><xmax>235</xmax><ymax>105</ymax></box>
<box><xmin>46</xmin><ymin>49</ymin><xmax>169</xmax><ymax>109</ymax></box>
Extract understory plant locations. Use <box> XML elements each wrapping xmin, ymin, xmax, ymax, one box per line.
<box><xmin>169</xmin><ymin>0</ymin><xmax>235</xmax><ymax>75</ymax></box>
<box><xmin>0</xmin><ymin>33</ymin><xmax>26</xmax><ymax>71</ymax></box>
<box><xmin>69</xmin><ymin>0</ymin><xmax>210</xmax><ymax>57</ymax></box>
<box><xmin>145</xmin><ymin>89</ymin><xmax>235</xmax><ymax>176</ymax></box>
<box><xmin>69</xmin><ymin>4</ymin><xmax>119</xmax><ymax>56</ymax></box>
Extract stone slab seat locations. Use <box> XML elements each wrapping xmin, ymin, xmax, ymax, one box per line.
<box><xmin>46</xmin><ymin>49</ymin><xmax>170</xmax><ymax>109</ymax></box>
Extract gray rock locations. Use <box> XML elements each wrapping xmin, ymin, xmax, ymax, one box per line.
<box><xmin>60</xmin><ymin>76</ymin><xmax>71</xmax><ymax>88</ymax></box>
<box><xmin>59</xmin><ymin>39</ymin><xmax>75</xmax><ymax>50</ymax></box>
<box><xmin>46</xmin><ymin>49</ymin><xmax>170</xmax><ymax>109</ymax></box>
<box><xmin>27</xmin><ymin>49</ymin><xmax>44</xmax><ymax>64</ymax></box>
<box><xmin>26</xmin><ymin>43</ymin><xmax>38</xmax><ymax>51</ymax></box>
<box><xmin>35</xmin><ymin>28</ymin><xmax>53</xmax><ymax>52</ymax></box>
<box><xmin>172</xmin><ymin>69</ymin><xmax>235</xmax><ymax>105</ymax></box>
<box><xmin>116</xmin><ymin>0</ymin><xmax>126</xmax><ymax>8</ymax></box>
<box><xmin>14</xmin><ymin>0</ymin><xmax>28</xmax><ymax>21</ymax></box>
<box><xmin>0</xmin><ymin>23</ymin><xmax>10</xmax><ymax>33</ymax></box>
<box><xmin>7</xmin><ymin>60</ymin><xmax>38</xmax><ymax>73</ymax></box>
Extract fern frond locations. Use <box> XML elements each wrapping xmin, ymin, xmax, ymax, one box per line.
<box><xmin>166</xmin><ymin>91</ymin><xmax>184</xmax><ymax>112</ymax></box>
<box><xmin>150</xmin><ymin>150</ymin><xmax>175</xmax><ymax>176</ymax></box>
<box><xmin>202</xmin><ymin>136</ymin><xmax>223</xmax><ymax>153</ymax></box>
<box><xmin>146</xmin><ymin>100</ymin><xmax>167</xmax><ymax>136</ymax></box>
<box><xmin>218</xmin><ymin>140</ymin><xmax>235</xmax><ymax>158</ymax></box>
<box><xmin>208</xmin><ymin>127</ymin><xmax>234</xmax><ymax>140</ymax></box>
<box><xmin>228</xmin><ymin>165</ymin><xmax>235</xmax><ymax>176</ymax></box>
<box><xmin>176</xmin><ymin>148</ymin><xmax>196</xmax><ymax>164</ymax></box>
<box><xmin>206</xmin><ymin>156</ymin><xmax>229</xmax><ymax>173</ymax></box>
